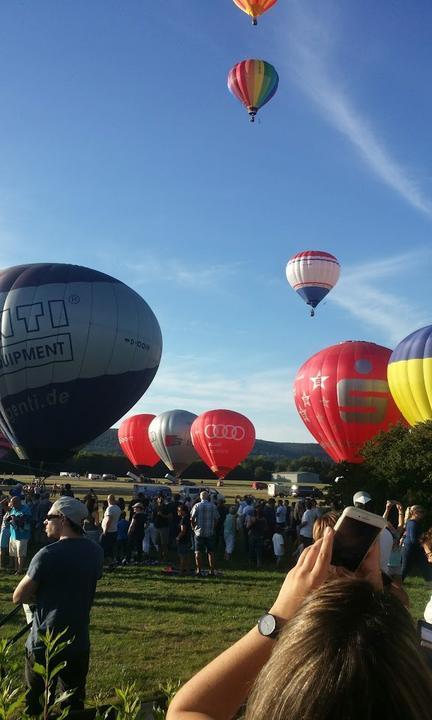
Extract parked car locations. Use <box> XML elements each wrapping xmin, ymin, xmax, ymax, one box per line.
<box><xmin>0</xmin><ymin>478</ymin><xmax>23</xmax><ymax>487</ymax></box>
<box><xmin>251</xmin><ymin>481</ymin><xmax>268</xmax><ymax>490</ymax></box>
<box><xmin>102</xmin><ymin>474</ymin><xmax>116</xmax><ymax>480</ymax></box>
<box><xmin>290</xmin><ymin>485</ymin><xmax>323</xmax><ymax>499</ymax></box>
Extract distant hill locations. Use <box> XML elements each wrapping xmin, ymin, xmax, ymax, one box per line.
<box><xmin>82</xmin><ymin>429</ymin><xmax>331</xmax><ymax>461</ymax></box>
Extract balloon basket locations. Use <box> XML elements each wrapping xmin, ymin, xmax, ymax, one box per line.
<box><xmin>252</xmin><ymin>18</ymin><xmax>258</xmax><ymax>25</ymax></box>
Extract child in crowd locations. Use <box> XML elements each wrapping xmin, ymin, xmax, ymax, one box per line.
<box><xmin>117</xmin><ymin>512</ymin><xmax>129</xmax><ymax>561</ymax></box>
<box><xmin>272</xmin><ymin>528</ymin><xmax>285</xmax><ymax>568</ymax></box>
<box><xmin>176</xmin><ymin>504</ymin><xmax>192</xmax><ymax>575</ymax></box>
<box><xmin>224</xmin><ymin>506</ymin><xmax>237</xmax><ymax>560</ymax></box>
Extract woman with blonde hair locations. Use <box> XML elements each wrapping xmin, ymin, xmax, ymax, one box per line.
<box><xmin>167</xmin><ymin>530</ymin><xmax>432</xmax><ymax>720</ymax></box>
<box><xmin>312</xmin><ymin>510</ymin><xmax>339</xmax><ymax>542</ymax></box>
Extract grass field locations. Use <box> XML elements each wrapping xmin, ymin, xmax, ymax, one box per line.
<box><xmin>0</xmin><ymin>476</ymin><xmax>431</xmax><ymax>703</ymax></box>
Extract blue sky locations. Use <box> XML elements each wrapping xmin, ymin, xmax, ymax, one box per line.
<box><xmin>1</xmin><ymin>1</ymin><xmax>432</xmax><ymax>442</ymax></box>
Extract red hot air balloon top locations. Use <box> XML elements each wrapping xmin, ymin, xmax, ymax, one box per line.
<box><xmin>191</xmin><ymin>409</ymin><xmax>256</xmax><ymax>479</ymax></box>
<box><xmin>118</xmin><ymin>414</ymin><xmax>160</xmax><ymax>470</ymax></box>
<box><xmin>294</xmin><ymin>341</ymin><xmax>405</xmax><ymax>464</ymax></box>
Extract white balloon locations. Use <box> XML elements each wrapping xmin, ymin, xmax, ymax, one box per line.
<box><xmin>149</xmin><ymin>409</ymin><xmax>199</xmax><ymax>476</ymax></box>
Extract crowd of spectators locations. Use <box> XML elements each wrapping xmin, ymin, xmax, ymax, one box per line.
<box><xmin>3</xmin><ymin>475</ymin><xmax>432</xmax><ymax>718</ymax></box>
<box><xmin>3</xmin><ymin>479</ymin><xmax>432</xmax><ymax>587</ymax></box>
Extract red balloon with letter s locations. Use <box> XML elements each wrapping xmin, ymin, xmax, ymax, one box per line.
<box><xmin>294</xmin><ymin>341</ymin><xmax>405</xmax><ymax>463</ymax></box>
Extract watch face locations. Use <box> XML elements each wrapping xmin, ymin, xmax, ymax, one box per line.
<box><xmin>259</xmin><ymin>613</ymin><xmax>277</xmax><ymax>636</ymax></box>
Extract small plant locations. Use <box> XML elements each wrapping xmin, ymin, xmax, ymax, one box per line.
<box><xmin>0</xmin><ymin>640</ymin><xmax>29</xmax><ymax>720</ymax></box>
<box><xmin>30</xmin><ymin>627</ymin><xmax>73</xmax><ymax>720</ymax></box>
<box><xmin>152</xmin><ymin>679</ymin><xmax>181</xmax><ymax>720</ymax></box>
<box><xmin>95</xmin><ymin>682</ymin><xmax>143</xmax><ymax>720</ymax></box>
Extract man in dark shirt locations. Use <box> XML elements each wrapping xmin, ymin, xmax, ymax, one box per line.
<box><xmin>13</xmin><ymin>497</ymin><xmax>103</xmax><ymax>715</ymax></box>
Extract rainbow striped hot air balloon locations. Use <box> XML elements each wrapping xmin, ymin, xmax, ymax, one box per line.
<box><xmin>388</xmin><ymin>325</ymin><xmax>432</xmax><ymax>426</ymax></box>
<box><xmin>286</xmin><ymin>250</ymin><xmax>341</xmax><ymax>316</ymax></box>
<box><xmin>232</xmin><ymin>0</ymin><xmax>278</xmax><ymax>25</ymax></box>
<box><xmin>227</xmin><ymin>59</ymin><xmax>279</xmax><ymax>122</ymax></box>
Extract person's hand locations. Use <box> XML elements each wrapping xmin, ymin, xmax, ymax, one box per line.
<box><xmin>269</xmin><ymin>527</ymin><xmax>334</xmax><ymax>622</ymax></box>
<box><xmin>385</xmin><ymin>500</ymin><xmax>393</xmax><ymax>509</ymax></box>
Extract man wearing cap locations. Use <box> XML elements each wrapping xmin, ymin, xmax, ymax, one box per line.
<box><xmin>12</xmin><ymin>497</ymin><xmax>104</xmax><ymax>715</ymax></box>
<box><xmin>353</xmin><ymin>490</ymin><xmax>393</xmax><ymax>573</ymax></box>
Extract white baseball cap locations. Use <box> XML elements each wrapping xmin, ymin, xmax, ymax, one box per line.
<box><xmin>353</xmin><ymin>491</ymin><xmax>372</xmax><ymax>506</ymax></box>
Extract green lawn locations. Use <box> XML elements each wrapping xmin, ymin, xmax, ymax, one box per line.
<box><xmin>1</xmin><ymin>548</ymin><xmax>431</xmax><ymax>703</ymax></box>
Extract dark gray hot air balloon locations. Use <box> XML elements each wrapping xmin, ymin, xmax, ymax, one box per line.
<box><xmin>0</xmin><ymin>263</ymin><xmax>162</xmax><ymax>463</ymax></box>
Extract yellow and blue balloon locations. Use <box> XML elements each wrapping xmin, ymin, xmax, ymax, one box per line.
<box><xmin>388</xmin><ymin>325</ymin><xmax>432</xmax><ymax>425</ymax></box>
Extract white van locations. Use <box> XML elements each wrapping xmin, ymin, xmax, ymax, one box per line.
<box><xmin>87</xmin><ymin>473</ymin><xmax>101</xmax><ymax>480</ymax></box>
<box><xmin>179</xmin><ymin>486</ymin><xmax>225</xmax><ymax>503</ymax></box>
<box><xmin>133</xmin><ymin>484</ymin><xmax>172</xmax><ymax>500</ymax></box>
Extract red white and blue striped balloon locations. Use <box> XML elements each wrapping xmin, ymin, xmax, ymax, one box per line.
<box><xmin>286</xmin><ymin>250</ymin><xmax>340</xmax><ymax>316</ymax></box>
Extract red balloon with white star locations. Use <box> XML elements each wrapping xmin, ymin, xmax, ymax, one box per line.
<box><xmin>294</xmin><ymin>341</ymin><xmax>405</xmax><ymax>463</ymax></box>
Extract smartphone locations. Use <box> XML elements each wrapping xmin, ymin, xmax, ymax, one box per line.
<box><xmin>418</xmin><ymin>620</ymin><xmax>432</xmax><ymax>651</ymax></box>
<box><xmin>331</xmin><ymin>506</ymin><xmax>387</xmax><ymax>572</ymax></box>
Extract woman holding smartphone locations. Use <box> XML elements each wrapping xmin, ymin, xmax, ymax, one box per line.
<box><xmin>167</xmin><ymin>528</ymin><xmax>432</xmax><ymax>720</ymax></box>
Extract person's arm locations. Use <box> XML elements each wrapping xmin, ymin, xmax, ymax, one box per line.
<box><xmin>395</xmin><ymin>502</ymin><xmax>405</xmax><ymax>533</ymax></box>
<box><xmin>383</xmin><ymin>500</ymin><xmax>393</xmax><ymax>520</ymax></box>
<box><xmin>103</xmin><ymin>508</ymin><xmax>114</xmax><ymax>533</ymax></box>
<box><xmin>13</xmin><ymin>575</ymin><xmax>38</xmax><ymax>604</ymax></box>
<box><xmin>167</xmin><ymin>530</ymin><xmax>335</xmax><ymax>720</ymax></box>
<box><xmin>300</xmin><ymin>510</ymin><xmax>308</xmax><ymax>530</ymax></box>
<box><xmin>177</xmin><ymin>522</ymin><xmax>186</xmax><ymax>542</ymax></box>
<box><xmin>128</xmin><ymin>518</ymin><xmax>136</xmax><ymax>536</ymax></box>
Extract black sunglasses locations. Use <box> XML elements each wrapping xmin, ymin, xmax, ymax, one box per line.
<box><xmin>45</xmin><ymin>514</ymin><xmax>63</xmax><ymax>521</ymax></box>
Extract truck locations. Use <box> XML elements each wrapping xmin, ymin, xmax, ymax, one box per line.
<box><xmin>267</xmin><ymin>483</ymin><xmax>293</xmax><ymax>498</ymax></box>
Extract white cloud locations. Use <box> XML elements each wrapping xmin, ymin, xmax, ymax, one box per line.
<box><xmin>331</xmin><ymin>248</ymin><xmax>431</xmax><ymax>344</ymax></box>
<box><xmin>124</xmin><ymin>256</ymin><xmax>243</xmax><ymax>290</ymax></box>
<box><xmin>285</xmin><ymin>2</ymin><xmax>432</xmax><ymax>216</ymax></box>
<box><xmin>116</xmin><ymin>360</ymin><xmax>310</xmax><ymax>443</ymax></box>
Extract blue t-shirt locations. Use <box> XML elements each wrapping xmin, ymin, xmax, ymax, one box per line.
<box><xmin>26</xmin><ymin>537</ymin><xmax>104</xmax><ymax>657</ymax></box>
<box><xmin>117</xmin><ymin>518</ymin><xmax>129</xmax><ymax>541</ymax></box>
<box><xmin>9</xmin><ymin>506</ymin><xmax>32</xmax><ymax>541</ymax></box>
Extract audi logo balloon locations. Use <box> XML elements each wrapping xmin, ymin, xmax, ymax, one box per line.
<box><xmin>118</xmin><ymin>414</ymin><xmax>160</xmax><ymax>470</ymax></box>
<box><xmin>0</xmin><ymin>263</ymin><xmax>162</xmax><ymax>463</ymax></box>
<box><xmin>388</xmin><ymin>325</ymin><xmax>432</xmax><ymax>426</ymax></box>
<box><xmin>148</xmin><ymin>409</ymin><xmax>200</xmax><ymax>477</ymax></box>
<box><xmin>205</xmin><ymin>424</ymin><xmax>246</xmax><ymax>441</ymax></box>
<box><xmin>191</xmin><ymin>410</ymin><xmax>256</xmax><ymax>479</ymax></box>
<box><xmin>294</xmin><ymin>341</ymin><xmax>405</xmax><ymax>464</ymax></box>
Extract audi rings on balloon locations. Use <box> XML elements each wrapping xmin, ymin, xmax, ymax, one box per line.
<box><xmin>204</xmin><ymin>424</ymin><xmax>246</xmax><ymax>441</ymax></box>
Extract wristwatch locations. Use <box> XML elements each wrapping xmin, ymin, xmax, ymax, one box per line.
<box><xmin>257</xmin><ymin>612</ymin><xmax>279</xmax><ymax>639</ymax></box>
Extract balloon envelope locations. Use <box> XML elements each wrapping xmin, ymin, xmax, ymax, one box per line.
<box><xmin>388</xmin><ymin>325</ymin><xmax>432</xmax><ymax>426</ymax></box>
<box><xmin>0</xmin><ymin>429</ymin><xmax>11</xmax><ymax>460</ymax></box>
<box><xmin>227</xmin><ymin>59</ymin><xmax>279</xmax><ymax>121</ymax></box>
<box><xmin>294</xmin><ymin>341</ymin><xmax>404</xmax><ymax>463</ymax></box>
<box><xmin>0</xmin><ymin>263</ymin><xmax>162</xmax><ymax>462</ymax></box>
<box><xmin>286</xmin><ymin>251</ymin><xmax>340</xmax><ymax>315</ymax></box>
<box><xmin>148</xmin><ymin>409</ymin><xmax>199</xmax><ymax>477</ymax></box>
<box><xmin>191</xmin><ymin>409</ymin><xmax>256</xmax><ymax>479</ymax></box>
<box><xmin>232</xmin><ymin>0</ymin><xmax>278</xmax><ymax>24</ymax></box>
<box><xmin>118</xmin><ymin>414</ymin><xmax>160</xmax><ymax>470</ymax></box>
